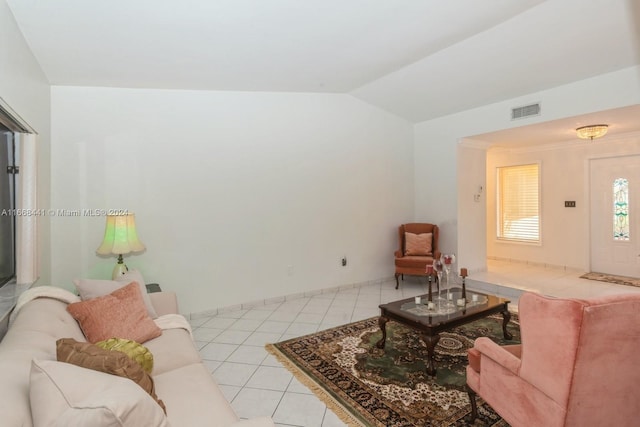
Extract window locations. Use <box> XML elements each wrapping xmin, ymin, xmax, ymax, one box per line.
<box><xmin>497</xmin><ymin>164</ymin><xmax>540</xmax><ymax>243</ymax></box>
<box><xmin>613</xmin><ymin>177</ymin><xmax>629</xmax><ymax>241</ymax></box>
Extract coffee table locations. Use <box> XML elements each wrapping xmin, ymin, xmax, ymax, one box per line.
<box><xmin>376</xmin><ymin>288</ymin><xmax>512</xmax><ymax>376</ymax></box>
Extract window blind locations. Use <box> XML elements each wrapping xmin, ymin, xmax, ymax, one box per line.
<box><xmin>497</xmin><ymin>164</ymin><xmax>540</xmax><ymax>243</ymax></box>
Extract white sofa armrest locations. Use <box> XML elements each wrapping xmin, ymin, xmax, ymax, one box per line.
<box><xmin>227</xmin><ymin>417</ymin><xmax>275</xmax><ymax>427</ymax></box>
<box><xmin>148</xmin><ymin>292</ymin><xmax>179</xmax><ymax>316</ymax></box>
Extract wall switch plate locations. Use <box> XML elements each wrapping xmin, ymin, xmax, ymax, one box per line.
<box><xmin>565</xmin><ymin>201</ymin><xmax>576</xmax><ymax>207</ymax></box>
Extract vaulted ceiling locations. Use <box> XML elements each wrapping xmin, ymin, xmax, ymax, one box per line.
<box><xmin>6</xmin><ymin>0</ymin><xmax>640</xmax><ymax>125</ymax></box>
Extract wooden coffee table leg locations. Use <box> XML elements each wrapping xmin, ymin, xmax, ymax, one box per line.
<box><xmin>376</xmin><ymin>316</ymin><xmax>388</xmax><ymax>349</ymax></box>
<box><xmin>501</xmin><ymin>306</ymin><xmax>513</xmax><ymax>340</ymax></box>
<box><xmin>422</xmin><ymin>333</ymin><xmax>440</xmax><ymax>376</ymax></box>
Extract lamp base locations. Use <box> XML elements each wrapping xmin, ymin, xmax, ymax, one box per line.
<box><xmin>112</xmin><ymin>254</ymin><xmax>129</xmax><ymax>280</ymax></box>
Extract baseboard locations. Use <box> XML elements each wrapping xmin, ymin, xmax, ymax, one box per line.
<box><xmin>487</xmin><ymin>256</ymin><xmax>583</xmax><ymax>273</ymax></box>
<box><xmin>188</xmin><ymin>276</ymin><xmax>395</xmax><ymax>320</ymax></box>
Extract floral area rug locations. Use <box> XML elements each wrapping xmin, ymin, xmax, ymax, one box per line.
<box><xmin>266</xmin><ymin>314</ymin><xmax>520</xmax><ymax>426</ymax></box>
<box><xmin>580</xmin><ymin>272</ymin><xmax>640</xmax><ymax>288</ymax></box>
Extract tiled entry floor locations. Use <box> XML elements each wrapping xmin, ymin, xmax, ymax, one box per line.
<box><xmin>192</xmin><ymin>261</ymin><xmax>640</xmax><ymax>426</ymax></box>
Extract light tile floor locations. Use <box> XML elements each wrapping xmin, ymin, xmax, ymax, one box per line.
<box><xmin>191</xmin><ymin>260</ymin><xmax>640</xmax><ymax>426</ymax></box>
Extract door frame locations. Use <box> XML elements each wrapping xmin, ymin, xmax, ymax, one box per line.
<box><xmin>586</xmin><ymin>153</ymin><xmax>640</xmax><ymax>275</ymax></box>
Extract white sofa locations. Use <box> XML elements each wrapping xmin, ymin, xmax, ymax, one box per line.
<box><xmin>0</xmin><ymin>287</ymin><xmax>275</xmax><ymax>427</ymax></box>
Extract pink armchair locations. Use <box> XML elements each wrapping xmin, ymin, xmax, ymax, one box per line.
<box><xmin>466</xmin><ymin>291</ymin><xmax>640</xmax><ymax>427</ymax></box>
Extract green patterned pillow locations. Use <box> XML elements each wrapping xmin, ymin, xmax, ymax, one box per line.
<box><xmin>95</xmin><ymin>337</ymin><xmax>154</xmax><ymax>374</ymax></box>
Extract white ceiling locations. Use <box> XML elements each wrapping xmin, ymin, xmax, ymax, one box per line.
<box><xmin>6</xmin><ymin>0</ymin><xmax>640</xmax><ymax>131</ymax></box>
<box><xmin>470</xmin><ymin>105</ymin><xmax>640</xmax><ymax>149</ymax></box>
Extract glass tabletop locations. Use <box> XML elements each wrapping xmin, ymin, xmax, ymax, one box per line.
<box><xmin>401</xmin><ymin>291</ymin><xmax>488</xmax><ymax>316</ymax></box>
<box><xmin>379</xmin><ymin>287</ymin><xmax>509</xmax><ymax>326</ymax></box>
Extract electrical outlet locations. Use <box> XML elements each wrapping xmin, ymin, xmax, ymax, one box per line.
<box><xmin>341</xmin><ymin>257</ymin><xmax>347</xmax><ymax>267</ymax></box>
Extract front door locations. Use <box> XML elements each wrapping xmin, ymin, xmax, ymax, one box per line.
<box><xmin>590</xmin><ymin>156</ymin><xmax>640</xmax><ymax>277</ymax></box>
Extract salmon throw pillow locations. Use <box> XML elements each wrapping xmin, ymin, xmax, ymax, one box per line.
<box><xmin>404</xmin><ymin>232</ymin><xmax>433</xmax><ymax>256</ymax></box>
<box><xmin>67</xmin><ymin>282</ymin><xmax>162</xmax><ymax>344</ymax></box>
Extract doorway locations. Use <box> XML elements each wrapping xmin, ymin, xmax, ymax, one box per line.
<box><xmin>589</xmin><ymin>155</ymin><xmax>640</xmax><ymax>277</ymax></box>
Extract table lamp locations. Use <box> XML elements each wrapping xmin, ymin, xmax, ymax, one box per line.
<box><xmin>96</xmin><ymin>213</ymin><xmax>145</xmax><ymax>279</ymax></box>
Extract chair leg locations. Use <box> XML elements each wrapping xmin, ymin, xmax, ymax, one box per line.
<box><xmin>395</xmin><ymin>274</ymin><xmax>399</xmax><ymax>289</ymax></box>
<box><xmin>466</xmin><ymin>384</ymin><xmax>478</xmax><ymax>423</ymax></box>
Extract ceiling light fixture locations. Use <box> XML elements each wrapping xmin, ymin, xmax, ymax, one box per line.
<box><xmin>576</xmin><ymin>124</ymin><xmax>608</xmax><ymax>140</ymax></box>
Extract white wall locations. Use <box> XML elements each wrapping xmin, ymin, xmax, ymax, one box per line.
<box><xmin>0</xmin><ymin>0</ymin><xmax>51</xmax><ymax>284</ymax></box>
<box><xmin>456</xmin><ymin>142</ymin><xmax>488</xmax><ymax>271</ymax></box>
<box><xmin>50</xmin><ymin>87</ymin><xmax>414</xmax><ymax>315</ymax></box>
<box><xmin>415</xmin><ymin>66</ymin><xmax>640</xmax><ymax>273</ymax></box>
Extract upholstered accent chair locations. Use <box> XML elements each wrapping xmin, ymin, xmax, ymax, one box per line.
<box><xmin>393</xmin><ymin>223</ymin><xmax>440</xmax><ymax>289</ymax></box>
<box><xmin>466</xmin><ymin>291</ymin><xmax>640</xmax><ymax>427</ymax></box>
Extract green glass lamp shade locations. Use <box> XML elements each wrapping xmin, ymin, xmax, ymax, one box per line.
<box><xmin>96</xmin><ymin>213</ymin><xmax>145</xmax><ymax>279</ymax></box>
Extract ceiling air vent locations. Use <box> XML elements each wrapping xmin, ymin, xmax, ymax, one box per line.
<box><xmin>511</xmin><ymin>103</ymin><xmax>540</xmax><ymax>120</ymax></box>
